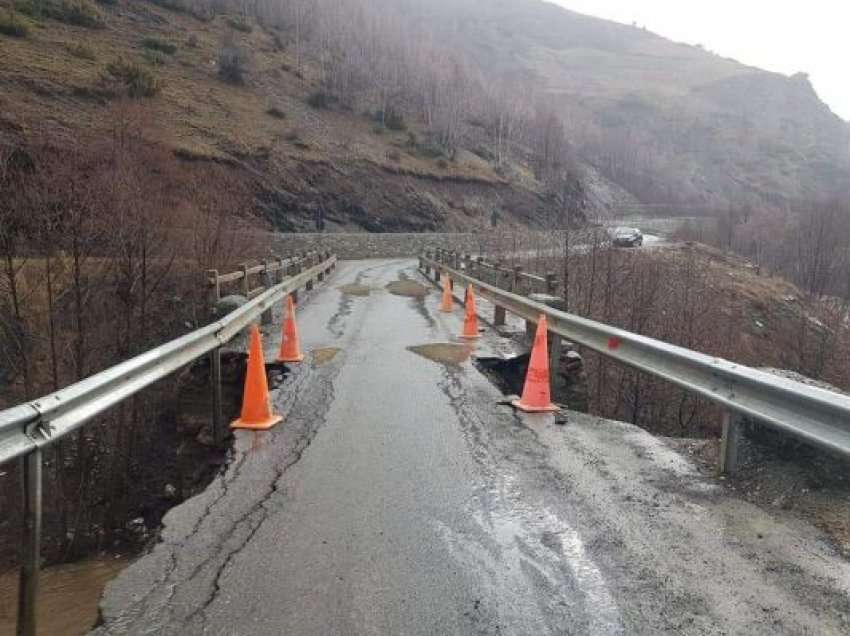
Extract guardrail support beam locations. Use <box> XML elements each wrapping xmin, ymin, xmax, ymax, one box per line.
<box><xmin>17</xmin><ymin>447</ymin><xmax>42</xmax><ymax>636</ymax></box>
<box><xmin>719</xmin><ymin>412</ymin><xmax>743</xmax><ymax>475</ymax></box>
<box><xmin>207</xmin><ymin>270</ymin><xmax>220</xmax><ymax>309</ymax></box>
<box><xmin>240</xmin><ymin>264</ymin><xmax>250</xmax><ymax>298</ymax></box>
<box><xmin>210</xmin><ymin>348</ymin><xmax>223</xmax><ymax>444</ymax></box>
<box><xmin>292</xmin><ymin>260</ymin><xmax>303</xmax><ymax>304</ymax></box>
<box><xmin>494</xmin><ymin>304</ymin><xmax>506</xmax><ymax>326</ymax></box>
<box><xmin>260</xmin><ymin>262</ymin><xmax>274</xmax><ymax>325</ymax></box>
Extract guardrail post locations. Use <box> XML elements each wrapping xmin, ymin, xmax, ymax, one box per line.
<box><xmin>719</xmin><ymin>412</ymin><xmax>743</xmax><ymax>475</ymax></box>
<box><xmin>493</xmin><ymin>262</ymin><xmax>507</xmax><ymax>326</ymax></box>
<box><xmin>292</xmin><ymin>258</ymin><xmax>303</xmax><ymax>304</ymax></box>
<box><xmin>210</xmin><ymin>348</ymin><xmax>223</xmax><ymax>444</ymax></box>
<box><xmin>206</xmin><ymin>270</ymin><xmax>220</xmax><ymax>310</ymax></box>
<box><xmin>240</xmin><ymin>264</ymin><xmax>250</xmax><ymax>298</ymax></box>
<box><xmin>546</xmin><ymin>273</ymin><xmax>558</xmax><ymax>296</ymax></box>
<box><xmin>17</xmin><ymin>447</ymin><xmax>42</xmax><ymax>636</ymax></box>
<box><xmin>494</xmin><ymin>303</ymin><xmax>506</xmax><ymax>327</ymax></box>
<box><xmin>260</xmin><ymin>261</ymin><xmax>273</xmax><ymax>325</ymax></box>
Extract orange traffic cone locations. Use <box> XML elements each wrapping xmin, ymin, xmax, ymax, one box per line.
<box><xmin>231</xmin><ymin>325</ymin><xmax>284</xmax><ymax>430</ymax></box>
<box><xmin>512</xmin><ymin>314</ymin><xmax>559</xmax><ymax>413</ymax></box>
<box><xmin>440</xmin><ymin>274</ymin><xmax>454</xmax><ymax>313</ymax></box>
<box><xmin>459</xmin><ymin>285</ymin><xmax>480</xmax><ymax>339</ymax></box>
<box><xmin>277</xmin><ymin>294</ymin><xmax>304</xmax><ymax>363</ymax></box>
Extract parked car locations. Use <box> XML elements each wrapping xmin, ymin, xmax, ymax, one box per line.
<box><xmin>612</xmin><ymin>227</ymin><xmax>644</xmax><ymax>247</ymax></box>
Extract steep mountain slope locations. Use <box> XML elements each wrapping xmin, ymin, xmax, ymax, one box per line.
<box><xmin>413</xmin><ymin>0</ymin><xmax>850</xmax><ymax>209</ymax></box>
<box><xmin>0</xmin><ymin>0</ymin><xmax>586</xmax><ymax>232</ymax></box>
<box><xmin>2</xmin><ymin>0</ymin><xmax>847</xmax><ymax>230</ymax></box>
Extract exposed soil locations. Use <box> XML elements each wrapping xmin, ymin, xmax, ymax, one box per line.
<box><xmin>312</xmin><ymin>347</ymin><xmax>341</xmax><ymax>367</ymax></box>
<box><xmin>667</xmin><ymin>433</ymin><xmax>850</xmax><ymax>559</ymax></box>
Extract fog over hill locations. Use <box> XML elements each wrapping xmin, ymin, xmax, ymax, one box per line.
<box><xmin>410</xmin><ymin>0</ymin><xmax>850</xmax><ymax>211</ymax></box>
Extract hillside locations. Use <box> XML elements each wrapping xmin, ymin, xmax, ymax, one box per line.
<box><xmin>0</xmin><ymin>0</ymin><xmax>586</xmax><ymax>233</ymax></box>
<box><xmin>414</xmin><ymin>0</ymin><xmax>850</xmax><ymax>210</ymax></box>
<box><xmin>2</xmin><ymin>0</ymin><xmax>848</xmax><ymax>230</ymax></box>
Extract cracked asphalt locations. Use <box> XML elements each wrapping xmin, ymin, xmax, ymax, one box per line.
<box><xmin>94</xmin><ymin>259</ymin><xmax>850</xmax><ymax>635</ymax></box>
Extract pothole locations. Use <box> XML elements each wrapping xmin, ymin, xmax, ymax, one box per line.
<box><xmin>386</xmin><ymin>280</ymin><xmax>429</xmax><ymax>298</ymax></box>
<box><xmin>475</xmin><ymin>356</ymin><xmax>528</xmax><ymax>395</ymax></box>
<box><xmin>407</xmin><ymin>343</ymin><xmax>472</xmax><ymax>366</ymax></box>
<box><xmin>312</xmin><ymin>347</ymin><xmax>341</xmax><ymax>366</ymax></box>
<box><xmin>338</xmin><ymin>283</ymin><xmax>371</xmax><ymax>296</ymax></box>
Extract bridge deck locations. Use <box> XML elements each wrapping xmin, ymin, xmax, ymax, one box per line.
<box><xmin>95</xmin><ymin>259</ymin><xmax>850</xmax><ymax>636</ymax></box>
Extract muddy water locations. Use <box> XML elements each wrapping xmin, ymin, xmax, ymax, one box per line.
<box><xmin>386</xmin><ymin>280</ymin><xmax>429</xmax><ymax>298</ymax></box>
<box><xmin>0</xmin><ymin>558</ymin><xmax>127</xmax><ymax>636</ymax></box>
<box><xmin>337</xmin><ymin>283</ymin><xmax>371</xmax><ymax>296</ymax></box>
<box><xmin>408</xmin><ymin>343</ymin><xmax>473</xmax><ymax>366</ymax></box>
<box><xmin>312</xmin><ymin>347</ymin><xmax>341</xmax><ymax>367</ymax></box>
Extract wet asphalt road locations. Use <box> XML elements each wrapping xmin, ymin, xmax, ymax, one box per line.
<box><xmin>95</xmin><ymin>259</ymin><xmax>850</xmax><ymax>635</ymax></box>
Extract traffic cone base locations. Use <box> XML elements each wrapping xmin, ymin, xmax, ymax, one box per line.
<box><xmin>511</xmin><ymin>398</ymin><xmax>559</xmax><ymax>413</ymax></box>
<box><xmin>277</xmin><ymin>294</ymin><xmax>304</xmax><ymax>363</ymax></box>
<box><xmin>231</xmin><ymin>413</ymin><xmax>284</xmax><ymax>431</ymax></box>
<box><xmin>232</xmin><ymin>325</ymin><xmax>284</xmax><ymax>430</ymax></box>
<box><xmin>512</xmin><ymin>314</ymin><xmax>559</xmax><ymax>413</ymax></box>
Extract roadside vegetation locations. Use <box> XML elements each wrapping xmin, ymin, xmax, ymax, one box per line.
<box><xmin>480</xmin><ymin>229</ymin><xmax>850</xmax><ymax>438</ymax></box>
<box><xmin>0</xmin><ymin>105</ymin><xmax>270</xmax><ymax>566</ymax></box>
<box><xmin>0</xmin><ymin>9</ymin><xmax>28</xmax><ymax>36</ymax></box>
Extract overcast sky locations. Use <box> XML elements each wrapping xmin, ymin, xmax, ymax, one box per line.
<box><xmin>551</xmin><ymin>0</ymin><xmax>850</xmax><ymax>121</ymax></box>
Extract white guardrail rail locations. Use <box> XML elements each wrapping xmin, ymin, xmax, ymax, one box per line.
<box><xmin>420</xmin><ymin>250</ymin><xmax>850</xmax><ymax>471</ymax></box>
<box><xmin>0</xmin><ymin>252</ymin><xmax>337</xmax><ymax>636</ymax></box>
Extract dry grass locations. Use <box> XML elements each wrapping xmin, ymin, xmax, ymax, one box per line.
<box><xmin>0</xmin><ymin>0</ymin><xmax>504</xmax><ymax>185</ymax></box>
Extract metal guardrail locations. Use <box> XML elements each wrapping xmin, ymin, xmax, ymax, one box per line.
<box><xmin>420</xmin><ymin>251</ymin><xmax>850</xmax><ymax>472</ymax></box>
<box><xmin>0</xmin><ymin>253</ymin><xmax>337</xmax><ymax>636</ymax></box>
<box><xmin>430</xmin><ymin>248</ymin><xmax>557</xmax><ymax>296</ymax></box>
<box><xmin>207</xmin><ymin>250</ymin><xmax>326</xmax><ymax>302</ymax></box>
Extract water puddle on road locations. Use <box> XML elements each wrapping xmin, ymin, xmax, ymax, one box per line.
<box><xmin>312</xmin><ymin>347</ymin><xmax>341</xmax><ymax>366</ymax></box>
<box><xmin>386</xmin><ymin>280</ymin><xmax>429</xmax><ymax>298</ymax></box>
<box><xmin>0</xmin><ymin>557</ymin><xmax>128</xmax><ymax>636</ymax></box>
<box><xmin>408</xmin><ymin>343</ymin><xmax>472</xmax><ymax>366</ymax></box>
<box><xmin>337</xmin><ymin>283</ymin><xmax>371</xmax><ymax>296</ymax></box>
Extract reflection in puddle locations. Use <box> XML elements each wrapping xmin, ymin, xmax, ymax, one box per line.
<box><xmin>386</xmin><ymin>280</ymin><xmax>429</xmax><ymax>298</ymax></box>
<box><xmin>337</xmin><ymin>284</ymin><xmax>371</xmax><ymax>297</ymax></box>
<box><xmin>408</xmin><ymin>343</ymin><xmax>472</xmax><ymax>366</ymax></box>
<box><xmin>0</xmin><ymin>558</ymin><xmax>128</xmax><ymax>636</ymax></box>
<box><xmin>312</xmin><ymin>347</ymin><xmax>341</xmax><ymax>367</ymax></box>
